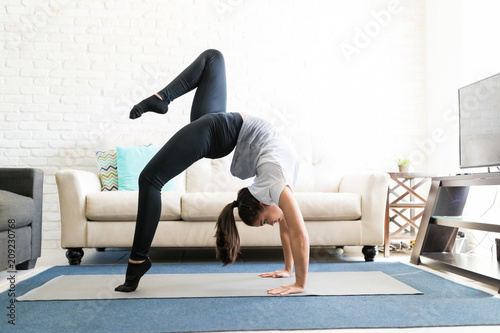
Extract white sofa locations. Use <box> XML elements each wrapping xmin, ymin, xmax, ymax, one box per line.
<box><xmin>56</xmin><ymin>133</ymin><xmax>389</xmax><ymax>265</ymax></box>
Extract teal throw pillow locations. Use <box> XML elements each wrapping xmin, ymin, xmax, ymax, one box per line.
<box><xmin>116</xmin><ymin>145</ymin><xmax>175</xmax><ymax>191</ymax></box>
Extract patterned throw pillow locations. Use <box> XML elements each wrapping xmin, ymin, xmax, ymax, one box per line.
<box><xmin>95</xmin><ymin>149</ymin><xmax>119</xmax><ymax>191</ymax></box>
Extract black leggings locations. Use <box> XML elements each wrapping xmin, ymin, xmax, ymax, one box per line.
<box><xmin>130</xmin><ymin>50</ymin><xmax>243</xmax><ymax>260</ymax></box>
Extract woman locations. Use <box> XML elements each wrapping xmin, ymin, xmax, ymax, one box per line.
<box><xmin>115</xmin><ymin>49</ymin><xmax>309</xmax><ymax>296</ymax></box>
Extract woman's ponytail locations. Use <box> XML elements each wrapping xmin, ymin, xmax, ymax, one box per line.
<box><xmin>215</xmin><ymin>202</ymin><xmax>240</xmax><ymax>266</ymax></box>
<box><xmin>215</xmin><ymin>187</ymin><xmax>263</xmax><ymax>266</ymax></box>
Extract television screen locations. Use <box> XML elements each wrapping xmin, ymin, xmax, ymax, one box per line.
<box><xmin>459</xmin><ymin>73</ymin><xmax>500</xmax><ymax>169</ymax></box>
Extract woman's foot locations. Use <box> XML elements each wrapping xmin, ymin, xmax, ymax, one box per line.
<box><xmin>115</xmin><ymin>257</ymin><xmax>152</xmax><ymax>292</ymax></box>
<box><xmin>129</xmin><ymin>94</ymin><xmax>169</xmax><ymax>119</ymax></box>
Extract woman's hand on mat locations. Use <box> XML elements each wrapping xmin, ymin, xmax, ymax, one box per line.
<box><xmin>258</xmin><ymin>269</ymin><xmax>291</xmax><ymax>278</ymax></box>
<box><xmin>267</xmin><ymin>283</ymin><xmax>303</xmax><ymax>296</ymax></box>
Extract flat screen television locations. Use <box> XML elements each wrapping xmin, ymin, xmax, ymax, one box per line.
<box><xmin>459</xmin><ymin>73</ymin><xmax>500</xmax><ymax>169</ymax></box>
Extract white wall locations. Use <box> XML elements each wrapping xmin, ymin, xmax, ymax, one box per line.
<box><xmin>425</xmin><ymin>0</ymin><xmax>500</xmax><ymax>175</ymax></box>
<box><xmin>2</xmin><ymin>0</ymin><xmax>427</xmax><ymax>249</ymax></box>
<box><xmin>424</xmin><ymin>0</ymin><xmax>461</xmax><ymax>175</ymax></box>
<box><xmin>425</xmin><ymin>0</ymin><xmax>500</xmax><ymax>255</ymax></box>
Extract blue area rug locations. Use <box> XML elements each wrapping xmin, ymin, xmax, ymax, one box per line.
<box><xmin>1</xmin><ymin>262</ymin><xmax>500</xmax><ymax>332</ymax></box>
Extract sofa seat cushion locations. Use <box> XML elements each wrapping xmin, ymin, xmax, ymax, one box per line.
<box><xmin>294</xmin><ymin>192</ymin><xmax>361</xmax><ymax>221</ymax></box>
<box><xmin>181</xmin><ymin>192</ymin><xmax>361</xmax><ymax>222</ymax></box>
<box><xmin>86</xmin><ymin>191</ymin><xmax>182</xmax><ymax>221</ymax></box>
<box><xmin>0</xmin><ymin>190</ymin><xmax>34</xmax><ymax>232</ymax></box>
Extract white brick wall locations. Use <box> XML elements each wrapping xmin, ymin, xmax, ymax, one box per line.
<box><xmin>1</xmin><ymin>0</ymin><xmax>427</xmax><ymax>249</ymax></box>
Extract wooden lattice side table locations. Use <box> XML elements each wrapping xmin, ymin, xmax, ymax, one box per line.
<box><xmin>384</xmin><ymin>173</ymin><xmax>434</xmax><ymax>257</ymax></box>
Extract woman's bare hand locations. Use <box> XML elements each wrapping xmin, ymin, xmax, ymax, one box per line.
<box><xmin>259</xmin><ymin>269</ymin><xmax>291</xmax><ymax>278</ymax></box>
<box><xmin>267</xmin><ymin>283</ymin><xmax>304</xmax><ymax>296</ymax></box>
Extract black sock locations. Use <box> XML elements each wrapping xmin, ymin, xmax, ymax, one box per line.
<box><xmin>129</xmin><ymin>95</ymin><xmax>169</xmax><ymax>119</ymax></box>
<box><xmin>115</xmin><ymin>258</ymin><xmax>152</xmax><ymax>292</ymax></box>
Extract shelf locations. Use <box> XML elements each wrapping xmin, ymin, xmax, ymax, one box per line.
<box><xmin>388</xmin><ymin>172</ymin><xmax>437</xmax><ymax>178</ymax></box>
<box><xmin>411</xmin><ymin>173</ymin><xmax>500</xmax><ymax>293</ymax></box>
<box><xmin>390</xmin><ymin>235</ymin><xmax>417</xmax><ymax>240</ymax></box>
<box><xmin>390</xmin><ymin>202</ymin><xmax>426</xmax><ymax>209</ymax></box>
<box><xmin>420</xmin><ymin>253</ymin><xmax>500</xmax><ymax>288</ymax></box>
<box><xmin>436</xmin><ymin>172</ymin><xmax>500</xmax><ymax>187</ymax></box>
<box><xmin>432</xmin><ymin>216</ymin><xmax>500</xmax><ymax>233</ymax></box>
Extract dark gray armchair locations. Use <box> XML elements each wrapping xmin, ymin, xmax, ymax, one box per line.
<box><xmin>0</xmin><ymin>168</ymin><xmax>43</xmax><ymax>271</ymax></box>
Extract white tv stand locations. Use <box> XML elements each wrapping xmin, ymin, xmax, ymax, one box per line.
<box><xmin>410</xmin><ymin>172</ymin><xmax>500</xmax><ymax>293</ymax></box>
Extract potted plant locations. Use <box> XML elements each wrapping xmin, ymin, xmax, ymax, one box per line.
<box><xmin>397</xmin><ymin>158</ymin><xmax>410</xmax><ymax>173</ymax></box>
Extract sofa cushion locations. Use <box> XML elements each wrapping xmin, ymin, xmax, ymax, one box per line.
<box><xmin>0</xmin><ymin>190</ymin><xmax>35</xmax><ymax>232</ymax></box>
<box><xmin>181</xmin><ymin>192</ymin><xmax>241</xmax><ymax>221</ymax></box>
<box><xmin>181</xmin><ymin>191</ymin><xmax>361</xmax><ymax>222</ymax></box>
<box><xmin>86</xmin><ymin>191</ymin><xmax>182</xmax><ymax>221</ymax></box>
<box><xmin>186</xmin><ymin>157</ymin><xmax>252</xmax><ymax>193</ymax></box>
<box><xmin>294</xmin><ymin>192</ymin><xmax>361</xmax><ymax>221</ymax></box>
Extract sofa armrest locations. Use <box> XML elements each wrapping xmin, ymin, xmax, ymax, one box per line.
<box><xmin>339</xmin><ymin>172</ymin><xmax>390</xmax><ymax>245</ymax></box>
<box><xmin>0</xmin><ymin>168</ymin><xmax>44</xmax><ymax>260</ymax></box>
<box><xmin>0</xmin><ymin>168</ymin><xmax>43</xmax><ymax>198</ymax></box>
<box><xmin>56</xmin><ymin>169</ymin><xmax>101</xmax><ymax>248</ymax></box>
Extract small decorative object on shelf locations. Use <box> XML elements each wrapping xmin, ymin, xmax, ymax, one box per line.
<box><xmin>396</xmin><ymin>157</ymin><xmax>410</xmax><ymax>173</ymax></box>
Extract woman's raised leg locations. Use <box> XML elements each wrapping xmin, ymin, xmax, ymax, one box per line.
<box><xmin>129</xmin><ymin>49</ymin><xmax>227</xmax><ymax>122</ymax></box>
<box><xmin>117</xmin><ymin>50</ymin><xmax>230</xmax><ymax>292</ymax></box>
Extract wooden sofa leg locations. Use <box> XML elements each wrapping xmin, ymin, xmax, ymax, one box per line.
<box><xmin>362</xmin><ymin>246</ymin><xmax>377</xmax><ymax>262</ymax></box>
<box><xmin>66</xmin><ymin>248</ymin><xmax>84</xmax><ymax>265</ymax></box>
<box><xmin>16</xmin><ymin>259</ymin><xmax>37</xmax><ymax>270</ymax></box>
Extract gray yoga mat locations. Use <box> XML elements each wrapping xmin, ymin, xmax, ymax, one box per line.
<box><xmin>17</xmin><ymin>271</ymin><xmax>421</xmax><ymax>301</ymax></box>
